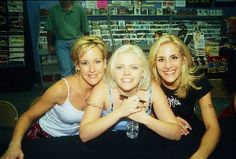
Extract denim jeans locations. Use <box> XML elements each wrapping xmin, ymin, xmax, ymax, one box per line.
<box><xmin>55</xmin><ymin>39</ymin><xmax>75</xmax><ymax>77</ymax></box>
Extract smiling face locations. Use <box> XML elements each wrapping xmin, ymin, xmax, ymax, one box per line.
<box><xmin>113</xmin><ymin>52</ymin><xmax>144</xmax><ymax>94</ymax></box>
<box><xmin>77</xmin><ymin>47</ymin><xmax>106</xmax><ymax>87</ymax></box>
<box><xmin>155</xmin><ymin>42</ymin><xmax>185</xmax><ymax>89</ymax></box>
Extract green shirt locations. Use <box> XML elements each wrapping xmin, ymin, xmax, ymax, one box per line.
<box><xmin>46</xmin><ymin>3</ymin><xmax>89</xmax><ymax>40</ymax></box>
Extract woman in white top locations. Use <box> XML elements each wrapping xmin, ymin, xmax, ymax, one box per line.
<box><xmin>1</xmin><ymin>35</ymin><xmax>107</xmax><ymax>159</ymax></box>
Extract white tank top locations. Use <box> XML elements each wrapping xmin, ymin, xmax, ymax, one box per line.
<box><xmin>39</xmin><ymin>78</ymin><xmax>84</xmax><ymax>137</ymax></box>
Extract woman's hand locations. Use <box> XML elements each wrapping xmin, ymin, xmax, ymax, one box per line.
<box><xmin>1</xmin><ymin>145</ymin><xmax>24</xmax><ymax>159</ymax></box>
<box><xmin>117</xmin><ymin>95</ymin><xmax>143</xmax><ymax>117</ymax></box>
<box><xmin>128</xmin><ymin>107</ymin><xmax>147</xmax><ymax>123</ymax></box>
<box><xmin>176</xmin><ymin>116</ymin><xmax>192</xmax><ymax>136</ymax></box>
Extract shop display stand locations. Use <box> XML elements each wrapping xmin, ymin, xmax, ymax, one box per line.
<box><xmin>0</xmin><ymin>0</ymin><xmax>33</xmax><ymax>92</ymax></box>
<box><xmin>37</xmin><ymin>7</ymin><xmax>60</xmax><ymax>88</ymax></box>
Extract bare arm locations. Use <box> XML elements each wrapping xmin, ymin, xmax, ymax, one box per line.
<box><xmin>47</xmin><ymin>31</ymin><xmax>55</xmax><ymax>54</ymax></box>
<box><xmin>80</xmin><ymin>82</ymin><xmax>142</xmax><ymax>142</ymax></box>
<box><xmin>1</xmin><ymin>80</ymin><xmax>68</xmax><ymax>159</ymax></box>
<box><xmin>190</xmin><ymin>92</ymin><xmax>220</xmax><ymax>159</ymax></box>
<box><xmin>80</xmin><ymin>82</ymin><xmax>121</xmax><ymax>142</ymax></box>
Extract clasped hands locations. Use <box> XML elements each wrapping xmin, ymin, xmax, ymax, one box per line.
<box><xmin>119</xmin><ymin>94</ymin><xmax>192</xmax><ymax>135</ymax></box>
<box><xmin>176</xmin><ymin>116</ymin><xmax>192</xmax><ymax>136</ymax></box>
<box><xmin>119</xmin><ymin>95</ymin><xmax>148</xmax><ymax>123</ymax></box>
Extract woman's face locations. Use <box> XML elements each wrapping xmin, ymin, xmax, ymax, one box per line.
<box><xmin>113</xmin><ymin>52</ymin><xmax>143</xmax><ymax>94</ymax></box>
<box><xmin>155</xmin><ymin>42</ymin><xmax>184</xmax><ymax>89</ymax></box>
<box><xmin>77</xmin><ymin>47</ymin><xmax>106</xmax><ymax>87</ymax></box>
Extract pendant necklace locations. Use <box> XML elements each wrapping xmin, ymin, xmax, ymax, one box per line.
<box><xmin>74</xmin><ymin>74</ymin><xmax>89</xmax><ymax>103</ymax></box>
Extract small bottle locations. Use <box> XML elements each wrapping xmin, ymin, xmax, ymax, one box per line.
<box><xmin>126</xmin><ymin>119</ymin><xmax>139</xmax><ymax>139</ymax></box>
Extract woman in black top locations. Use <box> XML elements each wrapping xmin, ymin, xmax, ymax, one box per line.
<box><xmin>148</xmin><ymin>34</ymin><xmax>220</xmax><ymax>159</ymax></box>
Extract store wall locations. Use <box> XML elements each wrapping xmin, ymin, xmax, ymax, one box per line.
<box><xmin>25</xmin><ymin>1</ymin><xmax>236</xmax><ymax>77</ymax></box>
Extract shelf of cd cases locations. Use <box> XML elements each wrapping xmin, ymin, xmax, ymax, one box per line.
<box><xmin>86</xmin><ymin>4</ymin><xmax>226</xmax><ymax>76</ymax></box>
<box><xmin>0</xmin><ymin>0</ymin><xmax>35</xmax><ymax>92</ymax></box>
<box><xmin>37</xmin><ymin>8</ymin><xmax>60</xmax><ymax>88</ymax></box>
<box><xmin>0</xmin><ymin>0</ymin><xmax>25</xmax><ymax>68</ymax></box>
<box><xmin>87</xmin><ymin>3</ymin><xmax>224</xmax><ymax>53</ymax></box>
<box><xmin>88</xmin><ymin>14</ymin><xmax>223</xmax><ymax>55</ymax></box>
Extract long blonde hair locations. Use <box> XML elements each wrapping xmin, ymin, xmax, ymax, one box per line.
<box><xmin>148</xmin><ymin>34</ymin><xmax>202</xmax><ymax>98</ymax></box>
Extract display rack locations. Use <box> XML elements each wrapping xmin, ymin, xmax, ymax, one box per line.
<box><xmin>0</xmin><ymin>0</ymin><xmax>25</xmax><ymax>68</ymax></box>
<box><xmin>36</xmin><ymin>1</ymin><xmax>230</xmax><ymax>88</ymax></box>
<box><xmin>86</xmin><ymin>2</ymin><xmax>228</xmax><ymax>77</ymax></box>
<box><xmin>0</xmin><ymin>0</ymin><xmax>33</xmax><ymax>92</ymax></box>
<box><xmin>37</xmin><ymin>8</ymin><xmax>60</xmax><ymax>88</ymax></box>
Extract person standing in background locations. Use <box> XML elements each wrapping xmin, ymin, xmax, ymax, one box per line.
<box><xmin>46</xmin><ymin>0</ymin><xmax>89</xmax><ymax>77</ymax></box>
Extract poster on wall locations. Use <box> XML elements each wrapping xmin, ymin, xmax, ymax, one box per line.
<box><xmin>193</xmin><ymin>31</ymin><xmax>205</xmax><ymax>49</ymax></box>
<box><xmin>97</xmin><ymin>0</ymin><xmax>108</xmax><ymax>9</ymax></box>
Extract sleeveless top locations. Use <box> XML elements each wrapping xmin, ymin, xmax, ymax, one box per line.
<box><xmin>102</xmin><ymin>86</ymin><xmax>152</xmax><ymax>131</ymax></box>
<box><xmin>39</xmin><ymin>78</ymin><xmax>84</xmax><ymax>137</ymax></box>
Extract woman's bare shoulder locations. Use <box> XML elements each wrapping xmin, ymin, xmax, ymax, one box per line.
<box><xmin>44</xmin><ymin>78</ymin><xmax>69</xmax><ymax>100</ymax></box>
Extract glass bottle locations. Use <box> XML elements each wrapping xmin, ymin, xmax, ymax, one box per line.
<box><xmin>126</xmin><ymin>119</ymin><xmax>139</xmax><ymax>139</ymax></box>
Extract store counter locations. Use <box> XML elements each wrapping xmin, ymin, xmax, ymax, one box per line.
<box><xmin>22</xmin><ymin>125</ymin><xmax>195</xmax><ymax>159</ymax></box>
<box><xmin>22</xmin><ymin>117</ymin><xmax>236</xmax><ymax>159</ymax></box>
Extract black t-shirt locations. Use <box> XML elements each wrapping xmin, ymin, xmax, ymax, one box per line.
<box><xmin>161</xmin><ymin>75</ymin><xmax>213</xmax><ymax>119</ymax></box>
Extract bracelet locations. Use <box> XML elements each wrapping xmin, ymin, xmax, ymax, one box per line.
<box><xmin>87</xmin><ymin>102</ymin><xmax>102</xmax><ymax>109</ymax></box>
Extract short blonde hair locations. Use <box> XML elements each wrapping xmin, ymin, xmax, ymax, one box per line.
<box><xmin>148</xmin><ymin>34</ymin><xmax>201</xmax><ymax>98</ymax></box>
<box><xmin>71</xmin><ymin>35</ymin><xmax>107</xmax><ymax>67</ymax></box>
<box><xmin>106</xmin><ymin>44</ymin><xmax>151</xmax><ymax>90</ymax></box>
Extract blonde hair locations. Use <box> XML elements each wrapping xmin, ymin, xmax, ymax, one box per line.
<box><xmin>148</xmin><ymin>34</ymin><xmax>202</xmax><ymax>98</ymax></box>
<box><xmin>106</xmin><ymin>44</ymin><xmax>151</xmax><ymax>90</ymax></box>
<box><xmin>71</xmin><ymin>35</ymin><xmax>107</xmax><ymax>69</ymax></box>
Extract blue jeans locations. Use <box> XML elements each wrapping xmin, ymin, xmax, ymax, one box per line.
<box><xmin>55</xmin><ymin>39</ymin><xmax>75</xmax><ymax>77</ymax></box>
